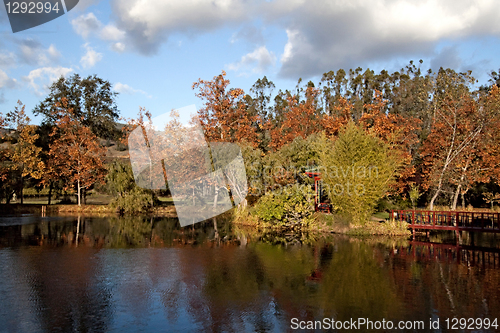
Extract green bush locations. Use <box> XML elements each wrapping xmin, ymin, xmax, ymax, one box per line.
<box><xmin>253</xmin><ymin>184</ymin><xmax>315</xmax><ymax>227</ymax></box>
<box><xmin>110</xmin><ymin>187</ymin><xmax>153</xmax><ymax>214</ymax></box>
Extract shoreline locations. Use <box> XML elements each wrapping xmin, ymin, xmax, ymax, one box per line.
<box><xmin>0</xmin><ymin>203</ymin><xmax>177</xmax><ymax>217</ymax></box>
<box><xmin>0</xmin><ymin>204</ymin><xmax>419</xmax><ymax>237</ymax></box>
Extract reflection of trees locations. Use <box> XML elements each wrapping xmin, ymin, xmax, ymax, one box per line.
<box><xmin>176</xmin><ymin>238</ymin><xmax>405</xmax><ymax>331</ymax></box>
<box><xmin>387</xmin><ymin>245</ymin><xmax>500</xmax><ymax>322</ymax></box>
<box><xmin>2</xmin><ymin>215</ymin><xmax>234</xmax><ymax>248</ymax></box>
<box><xmin>2</xmin><ymin>218</ymin><xmax>500</xmax><ymax>331</ymax></box>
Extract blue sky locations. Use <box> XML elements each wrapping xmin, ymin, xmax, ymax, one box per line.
<box><xmin>1</xmin><ymin>0</ymin><xmax>499</xmax><ymax>124</ymax></box>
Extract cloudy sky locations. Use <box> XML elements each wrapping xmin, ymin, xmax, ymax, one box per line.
<box><xmin>1</xmin><ymin>0</ymin><xmax>499</xmax><ymax>123</ymax></box>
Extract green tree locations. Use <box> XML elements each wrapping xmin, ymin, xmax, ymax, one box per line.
<box><xmin>106</xmin><ymin>160</ymin><xmax>154</xmax><ymax>213</ymax></box>
<box><xmin>33</xmin><ymin>74</ymin><xmax>120</xmax><ymax>139</ymax></box>
<box><xmin>320</xmin><ymin>123</ymin><xmax>400</xmax><ymax>224</ymax></box>
<box><xmin>105</xmin><ymin>160</ymin><xmax>137</xmax><ymax>197</ymax></box>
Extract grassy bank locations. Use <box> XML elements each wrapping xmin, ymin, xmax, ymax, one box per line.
<box><xmin>233</xmin><ymin>210</ymin><xmax>411</xmax><ymax>236</ymax></box>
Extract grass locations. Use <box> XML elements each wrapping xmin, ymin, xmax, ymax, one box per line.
<box><xmin>373</xmin><ymin>211</ymin><xmax>390</xmax><ymax>220</ymax></box>
<box><xmin>2</xmin><ymin>193</ymin><xmax>177</xmax><ymax>217</ymax></box>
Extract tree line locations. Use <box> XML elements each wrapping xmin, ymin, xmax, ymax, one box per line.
<box><xmin>1</xmin><ymin>61</ymin><xmax>499</xmax><ymax>213</ymax></box>
<box><xmin>194</xmin><ymin>62</ymin><xmax>500</xmax><ymax>212</ymax></box>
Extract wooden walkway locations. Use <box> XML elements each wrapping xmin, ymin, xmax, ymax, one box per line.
<box><xmin>392</xmin><ymin>210</ymin><xmax>500</xmax><ymax>234</ymax></box>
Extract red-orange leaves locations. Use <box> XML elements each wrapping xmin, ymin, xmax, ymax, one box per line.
<box><xmin>193</xmin><ymin>71</ymin><xmax>259</xmax><ymax>147</ymax></box>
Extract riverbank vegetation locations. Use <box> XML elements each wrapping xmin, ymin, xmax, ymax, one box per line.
<box><xmin>1</xmin><ymin>62</ymin><xmax>500</xmax><ymax>235</ymax></box>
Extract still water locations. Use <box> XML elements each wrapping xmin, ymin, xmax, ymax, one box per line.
<box><xmin>0</xmin><ymin>215</ymin><xmax>499</xmax><ymax>332</ymax></box>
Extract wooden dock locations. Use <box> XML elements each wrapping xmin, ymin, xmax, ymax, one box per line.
<box><xmin>392</xmin><ymin>209</ymin><xmax>500</xmax><ymax>235</ymax></box>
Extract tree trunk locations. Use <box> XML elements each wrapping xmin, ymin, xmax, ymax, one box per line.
<box><xmin>461</xmin><ymin>192</ymin><xmax>466</xmax><ymax>209</ymax></box>
<box><xmin>48</xmin><ymin>181</ymin><xmax>53</xmax><ymax>205</ymax></box>
<box><xmin>451</xmin><ymin>184</ymin><xmax>461</xmax><ymax>210</ymax></box>
<box><xmin>20</xmin><ymin>174</ymin><xmax>24</xmax><ymax>204</ymax></box>
<box><xmin>429</xmin><ymin>187</ymin><xmax>441</xmax><ymax>211</ymax></box>
<box><xmin>77</xmin><ymin>179</ymin><xmax>81</xmax><ymax>206</ymax></box>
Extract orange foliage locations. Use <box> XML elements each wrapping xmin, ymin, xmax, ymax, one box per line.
<box><xmin>322</xmin><ymin>97</ymin><xmax>353</xmax><ymax>137</ymax></box>
<box><xmin>48</xmin><ymin>98</ymin><xmax>106</xmax><ymax>205</ymax></box>
<box><xmin>269</xmin><ymin>87</ymin><xmax>321</xmax><ymax>150</ymax></box>
<box><xmin>360</xmin><ymin>91</ymin><xmax>422</xmax><ymax>194</ymax></box>
<box><xmin>193</xmin><ymin>71</ymin><xmax>259</xmax><ymax>147</ymax></box>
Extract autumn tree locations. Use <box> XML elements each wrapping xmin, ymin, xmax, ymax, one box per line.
<box><xmin>1</xmin><ymin>101</ymin><xmax>44</xmax><ymax>204</ymax></box>
<box><xmin>448</xmin><ymin>85</ymin><xmax>500</xmax><ymax>209</ymax></box>
<box><xmin>193</xmin><ymin>71</ymin><xmax>259</xmax><ymax>147</ymax></box>
<box><xmin>359</xmin><ymin>91</ymin><xmax>422</xmax><ymax>195</ymax></box>
<box><xmin>269</xmin><ymin>86</ymin><xmax>321</xmax><ymax>150</ymax></box>
<box><xmin>49</xmin><ymin>99</ymin><xmax>106</xmax><ymax>206</ymax></box>
<box><xmin>321</xmin><ymin>97</ymin><xmax>353</xmax><ymax>138</ymax></box>
<box><xmin>420</xmin><ymin>70</ymin><xmax>484</xmax><ymax>210</ymax></box>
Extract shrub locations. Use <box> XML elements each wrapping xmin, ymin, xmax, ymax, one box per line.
<box><xmin>253</xmin><ymin>184</ymin><xmax>315</xmax><ymax>228</ymax></box>
<box><xmin>110</xmin><ymin>187</ymin><xmax>153</xmax><ymax>214</ymax></box>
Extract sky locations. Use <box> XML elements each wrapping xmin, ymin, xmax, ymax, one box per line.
<box><xmin>1</xmin><ymin>0</ymin><xmax>500</xmax><ymax>124</ymax></box>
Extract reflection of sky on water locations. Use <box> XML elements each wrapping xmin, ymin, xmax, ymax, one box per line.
<box><xmin>0</xmin><ymin>215</ymin><xmax>75</xmax><ymax>226</ymax></box>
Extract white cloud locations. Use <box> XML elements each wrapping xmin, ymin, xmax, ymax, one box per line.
<box><xmin>0</xmin><ymin>52</ymin><xmax>16</xmax><ymax>68</ymax></box>
<box><xmin>111</xmin><ymin>42</ymin><xmax>126</xmax><ymax>53</ymax></box>
<box><xmin>109</xmin><ymin>0</ymin><xmax>256</xmax><ymax>54</ymax></box>
<box><xmin>114</xmin><ymin>82</ymin><xmax>152</xmax><ymax>98</ymax></box>
<box><xmin>66</xmin><ymin>0</ymin><xmax>500</xmax><ymax>78</ymax></box>
<box><xmin>271</xmin><ymin>0</ymin><xmax>500</xmax><ymax>78</ymax></box>
<box><xmin>100</xmin><ymin>24</ymin><xmax>126</xmax><ymax>41</ymax></box>
<box><xmin>0</xmin><ymin>69</ymin><xmax>17</xmax><ymax>104</ymax></box>
<box><xmin>23</xmin><ymin>67</ymin><xmax>73</xmax><ymax>96</ymax></box>
<box><xmin>15</xmin><ymin>38</ymin><xmax>61</xmax><ymax>66</ymax></box>
<box><xmin>227</xmin><ymin>46</ymin><xmax>276</xmax><ymax>74</ymax></box>
<box><xmin>47</xmin><ymin>44</ymin><xmax>61</xmax><ymax>59</ymax></box>
<box><xmin>80</xmin><ymin>44</ymin><xmax>103</xmax><ymax>69</ymax></box>
<box><xmin>230</xmin><ymin>25</ymin><xmax>265</xmax><ymax>45</ymax></box>
<box><xmin>71</xmin><ymin>13</ymin><xmax>127</xmax><ymax>52</ymax></box>
<box><xmin>0</xmin><ymin>69</ymin><xmax>17</xmax><ymax>89</ymax></box>
<box><xmin>71</xmin><ymin>12</ymin><xmax>102</xmax><ymax>39</ymax></box>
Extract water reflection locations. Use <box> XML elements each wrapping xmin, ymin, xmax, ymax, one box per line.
<box><xmin>0</xmin><ymin>215</ymin><xmax>499</xmax><ymax>332</ymax></box>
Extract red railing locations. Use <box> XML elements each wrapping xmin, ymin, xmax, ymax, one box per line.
<box><xmin>391</xmin><ymin>210</ymin><xmax>500</xmax><ymax>233</ymax></box>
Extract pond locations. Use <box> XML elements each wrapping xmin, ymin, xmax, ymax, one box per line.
<box><xmin>0</xmin><ymin>215</ymin><xmax>499</xmax><ymax>332</ymax></box>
